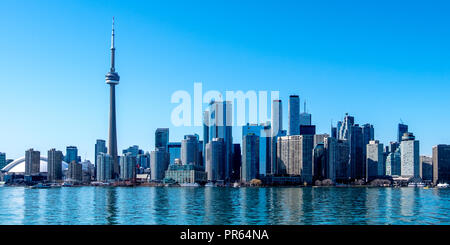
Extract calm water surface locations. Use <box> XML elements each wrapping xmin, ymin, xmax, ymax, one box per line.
<box><xmin>0</xmin><ymin>187</ymin><xmax>449</xmax><ymax>225</ymax></box>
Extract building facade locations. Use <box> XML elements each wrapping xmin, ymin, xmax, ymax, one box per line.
<box><xmin>47</xmin><ymin>148</ymin><xmax>63</xmax><ymax>182</ymax></box>
<box><xmin>241</xmin><ymin>134</ymin><xmax>260</xmax><ymax>183</ymax></box>
<box><xmin>25</xmin><ymin>149</ymin><xmax>40</xmax><ymax>176</ymax></box>
<box><xmin>432</xmin><ymin>145</ymin><xmax>450</xmax><ymax>185</ymax></box>
<box><xmin>288</xmin><ymin>95</ymin><xmax>300</xmax><ymax>136</ymax></box>
<box><xmin>400</xmin><ymin>132</ymin><xmax>420</xmax><ymax>179</ymax></box>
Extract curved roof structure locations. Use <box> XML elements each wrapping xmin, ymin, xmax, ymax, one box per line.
<box><xmin>1</xmin><ymin>156</ymin><xmax>69</xmax><ymax>173</ymax></box>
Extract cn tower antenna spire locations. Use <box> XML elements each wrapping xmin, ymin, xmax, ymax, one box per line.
<box><xmin>110</xmin><ymin>17</ymin><xmax>116</xmax><ymax>72</ymax></box>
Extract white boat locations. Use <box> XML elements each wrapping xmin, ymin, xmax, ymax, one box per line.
<box><xmin>204</xmin><ymin>182</ymin><xmax>215</xmax><ymax>187</ymax></box>
<box><xmin>437</xmin><ymin>183</ymin><xmax>449</xmax><ymax>188</ymax></box>
<box><xmin>180</xmin><ymin>183</ymin><xmax>200</xmax><ymax>187</ymax></box>
<box><xmin>408</xmin><ymin>182</ymin><xmax>426</xmax><ymax>187</ymax></box>
<box><xmin>0</xmin><ymin>181</ymin><xmax>5</xmax><ymax>187</ymax></box>
<box><xmin>233</xmin><ymin>182</ymin><xmax>240</xmax><ymax>188</ymax></box>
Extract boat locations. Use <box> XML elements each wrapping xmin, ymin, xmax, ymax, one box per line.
<box><xmin>180</xmin><ymin>183</ymin><xmax>200</xmax><ymax>187</ymax></box>
<box><xmin>62</xmin><ymin>182</ymin><xmax>73</xmax><ymax>187</ymax></box>
<box><xmin>437</xmin><ymin>183</ymin><xmax>449</xmax><ymax>188</ymax></box>
<box><xmin>233</xmin><ymin>182</ymin><xmax>240</xmax><ymax>188</ymax></box>
<box><xmin>29</xmin><ymin>183</ymin><xmax>51</xmax><ymax>189</ymax></box>
<box><xmin>204</xmin><ymin>182</ymin><xmax>215</xmax><ymax>187</ymax></box>
<box><xmin>0</xmin><ymin>181</ymin><xmax>5</xmax><ymax>187</ymax></box>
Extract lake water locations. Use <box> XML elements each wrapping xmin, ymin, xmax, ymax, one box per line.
<box><xmin>0</xmin><ymin>186</ymin><xmax>449</xmax><ymax>225</ymax></box>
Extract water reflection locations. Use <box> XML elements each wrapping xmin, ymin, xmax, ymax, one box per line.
<box><xmin>0</xmin><ymin>187</ymin><xmax>449</xmax><ymax>225</ymax></box>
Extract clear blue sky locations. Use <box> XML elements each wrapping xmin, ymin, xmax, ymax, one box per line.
<box><xmin>1</xmin><ymin>0</ymin><xmax>449</xmax><ymax>161</ymax></box>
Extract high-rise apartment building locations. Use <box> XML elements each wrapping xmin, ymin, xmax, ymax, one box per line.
<box><xmin>400</xmin><ymin>132</ymin><xmax>420</xmax><ymax>179</ymax></box>
<box><xmin>120</xmin><ymin>152</ymin><xmax>136</xmax><ymax>180</ymax></box>
<box><xmin>150</xmin><ymin>148</ymin><xmax>169</xmax><ymax>181</ymax></box>
<box><xmin>0</xmin><ymin>152</ymin><xmax>6</xmax><ymax>170</ymax></box>
<box><xmin>366</xmin><ymin>140</ymin><xmax>384</xmax><ymax>181</ymax></box>
<box><xmin>68</xmin><ymin>160</ymin><xmax>82</xmax><ymax>183</ymax></box>
<box><xmin>205</xmin><ymin>138</ymin><xmax>225</xmax><ymax>182</ymax></box>
<box><xmin>65</xmin><ymin>146</ymin><xmax>78</xmax><ymax>164</ymax></box>
<box><xmin>25</xmin><ymin>149</ymin><xmax>40</xmax><ymax>176</ymax></box>
<box><xmin>398</xmin><ymin>123</ymin><xmax>408</xmax><ymax>143</ymax></box>
<box><xmin>181</xmin><ymin>134</ymin><xmax>199</xmax><ymax>166</ymax></box>
<box><xmin>420</xmin><ymin>155</ymin><xmax>433</xmax><ymax>181</ymax></box>
<box><xmin>96</xmin><ymin>153</ymin><xmax>113</xmax><ymax>182</ymax></box>
<box><xmin>241</xmin><ymin>134</ymin><xmax>259</xmax><ymax>183</ymax></box>
<box><xmin>276</xmin><ymin>135</ymin><xmax>313</xmax><ymax>184</ymax></box>
<box><xmin>168</xmin><ymin>142</ymin><xmax>181</xmax><ymax>165</ymax></box>
<box><xmin>47</xmin><ymin>148</ymin><xmax>63</xmax><ymax>182</ymax></box>
<box><xmin>94</xmin><ymin>139</ymin><xmax>107</xmax><ymax>178</ymax></box>
<box><xmin>432</xmin><ymin>145</ymin><xmax>450</xmax><ymax>185</ymax></box>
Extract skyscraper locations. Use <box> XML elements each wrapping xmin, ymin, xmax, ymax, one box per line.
<box><xmin>276</xmin><ymin>135</ymin><xmax>313</xmax><ymax>183</ymax></box>
<box><xmin>68</xmin><ymin>160</ymin><xmax>82</xmax><ymax>183</ymax></box>
<box><xmin>150</xmin><ymin>148</ymin><xmax>170</xmax><ymax>181</ymax></box>
<box><xmin>420</xmin><ymin>155</ymin><xmax>433</xmax><ymax>181</ymax></box>
<box><xmin>366</xmin><ymin>140</ymin><xmax>384</xmax><ymax>181</ymax></box>
<box><xmin>96</xmin><ymin>153</ymin><xmax>112</xmax><ymax>182</ymax></box>
<box><xmin>432</xmin><ymin>144</ymin><xmax>450</xmax><ymax>185</ymax></box>
<box><xmin>270</xmin><ymin>99</ymin><xmax>283</xmax><ymax>175</ymax></box>
<box><xmin>25</xmin><ymin>149</ymin><xmax>40</xmax><ymax>176</ymax></box>
<box><xmin>288</xmin><ymin>95</ymin><xmax>300</xmax><ymax>135</ymax></box>
<box><xmin>105</xmin><ymin>18</ymin><xmax>120</xmax><ymax>179</ymax></box>
<box><xmin>205</xmin><ymin>138</ymin><xmax>225</xmax><ymax>182</ymax></box>
<box><xmin>241</xmin><ymin>134</ymin><xmax>259</xmax><ymax>183</ymax></box>
<box><xmin>231</xmin><ymin>143</ymin><xmax>242</xmax><ymax>182</ymax></box>
<box><xmin>155</xmin><ymin>128</ymin><xmax>169</xmax><ymax>151</ymax></box>
<box><xmin>181</xmin><ymin>134</ymin><xmax>199</xmax><ymax>166</ymax></box>
<box><xmin>207</xmin><ymin>101</ymin><xmax>233</xmax><ymax>181</ymax></box>
<box><xmin>120</xmin><ymin>152</ymin><xmax>137</xmax><ymax>180</ymax></box>
<box><xmin>47</xmin><ymin>148</ymin><xmax>63</xmax><ymax>182</ymax></box>
<box><xmin>398</xmin><ymin>123</ymin><xmax>408</xmax><ymax>143</ymax></box>
<box><xmin>299</xmin><ymin>101</ymin><xmax>312</xmax><ymax>127</ymax></box>
<box><xmin>94</xmin><ymin>139</ymin><xmax>107</xmax><ymax>178</ymax></box>
<box><xmin>400</xmin><ymin>132</ymin><xmax>420</xmax><ymax>179</ymax></box>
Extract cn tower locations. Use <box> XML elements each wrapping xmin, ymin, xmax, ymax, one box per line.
<box><xmin>105</xmin><ymin>17</ymin><xmax>120</xmax><ymax>179</ymax></box>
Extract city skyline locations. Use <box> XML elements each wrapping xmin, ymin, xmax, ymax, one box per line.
<box><xmin>1</xmin><ymin>1</ymin><xmax>450</xmax><ymax>162</ymax></box>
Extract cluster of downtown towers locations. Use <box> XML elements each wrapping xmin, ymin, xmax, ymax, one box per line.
<box><xmin>3</xmin><ymin>22</ymin><xmax>450</xmax><ymax>186</ymax></box>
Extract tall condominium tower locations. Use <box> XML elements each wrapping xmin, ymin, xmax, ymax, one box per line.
<box><xmin>105</xmin><ymin>18</ymin><xmax>120</xmax><ymax>179</ymax></box>
<box><xmin>65</xmin><ymin>146</ymin><xmax>78</xmax><ymax>164</ymax></box>
<box><xmin>120</xmin><ymin>152</ymin><xmax>137</xmax><ymax>180</ymax></box>
<box><xmin>366</xmin><ymin>140</ymin><xmax>384</xmax><ymax>181</ymax></box>
<box><xmin>432</xmin><ymin>144</ymin><xmax>450</xmax><ymax>185</ymax></box>
<box><xmin>241</xmin><ymin>133</ymin><xmax>260</xmax><ymax>183</ymax></box>
<box><xmin>205</xmin><ymin>138</ymin><xmax>225</xmax><ymax>182</ymax></box>
<box><xmin>94</xmin><ymin>139</ymin><xmax>107</xmax><ymax>177</ymax></box>
<box><xmin>207</xmin><ymin>101</ymin><xmax>233</xmax><ymax>181</ymax></box>
<box><xmin>97</xmin><ymin>153</ymin><xmax>113</xmax><ymax>182</ymax></box>
<box><xmin>150</xmin><ymin>148</ymin><xmax>170</xmax><ymax>181</ymax></box>
<box><xmin>0</xmin><ymin>153</ymin><xmax>6</xmax><ymax>170</ymax></box>
<box><xmin>288</xmin><ymin>95</ymin><xmax>300</xmax><ymax>135</ymax></box>
<box><xmin>155</xmin><ymin>128</ymin><xmax>169</xmax><ymax>151</ymax></box>
<box><xmin>168</xmin><ymin>142</ymin><xmax>181</xmax><ymax>165</ymax></box>
<box><xmin>25</xmin><ymin>149</ymin><xmax>40</xmax><ymax>175</ymax></box>
<box><xmin>400</xmin><ymin>132</ymin><xmax>420</xmax><ymax>178</ymax></box>
<box><xmin>47</xmin><ymin>148</ymin><xmax>63</xmax><ymax>182</ymax></box>
<box><xmin>181</xmin><ymin>134</ymin><xmax>199</xmax><ymax>165</ymax></box>
<box><xmin>270</xmin><ymin>99</ymin><xmax>283</xmax><ymax>175</ymax></box>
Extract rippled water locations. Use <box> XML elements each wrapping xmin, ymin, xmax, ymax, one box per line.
<box><xmin>0</xmin><ymin>187</ymin><xmax>449</xmax><ymax>225</ymax></box>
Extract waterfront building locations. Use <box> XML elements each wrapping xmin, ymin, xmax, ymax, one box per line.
<box><xmin>67</xmin><ymin>160</ymin><xmax>82</xmax><ymax>183</ymax></box>
<box><xmin>366</xmin><ymin>140</ymin><xmax>384</xmax><ymax>181</ymax></box>
<box><xmin>65</xmin><ymin>146</ymin><xmax>78</xmax><ymax>164</ymax></box>
<box><xmin>203</xmin><ymin>110</ymin><xmax>210</xmax><ymax>166</ymax></box>
<box><xmin>259</xmin><ymin>122</ymin><xmax>272</xmax><ymax>177</ymax></box>
<box><xmin>313</xmin><ymin>143</ymin><xmax>326</xmax><ymax>181</ymax></box>
<box><xmin>400</xmin><ymin>132</ymin><xmax>420</xmax><ymax>179</ymax></box>
<box><xmin>47</xmin><ymin>149</ymin><xmax>63</xmax><ymax>182</ymax></box>
<box><xmin>231</xmin><ymin>143</ymin><xmax>242</xmax><ymax>182</ymax></box>
<box><xmin>150</xmin><ymin>148</ymin><xmax>169</xmax><ymax>181</ymax></box>
<box><xmin>168</xmin><ymin>142</ymin><xmax>181</xmax><ymax>165</ymax></box>
<box><xmin>288</xmin><ymin>95</ymin><xmax>300</xmax><ymax>135</ymax></box>
<box><xmin>120</xmin><ymin>152</ymin><xmax>136</xmax><ymax>180</ymax></box>
<box><xmin>96</xmin><ymin>153</ymin><xmax>113</xmax><ymax>182</ymax></box>
<box><xmin>0</xmin><ymin>153</ymin><xmax>6</xmax><ymax>170</ymax></box>
<box><xmin>398</xmin><ymin>123</ymin><xmax>408</xmax><ymax>143</ymax></box>
<box><xmin>25</xmin><ymin>149</ymin><xmax>40</xmax><ymax>176</ymax></box>
<box><xmin>276</xmin><ymin>135</ymin><xmax>314</xmax><ymax>184</ymax></box>
<box><xmin>385</xmin><ymin>148</ymin><xmax>401</xmax><ymax>176</ymax></box>
<box><xmin>323</xmin><ymin>136</ymin><xmax>338</xmax><ymax>182</ymax></box>
<box><xmin>94</xmin><ymin>139</ymin><xmax>107</xmax><ymax>178</ymax></box>
<box><xmin>155</xmin><ymin>128</ymin><xmax>169</xmax><ymax>151</ymax></box>
<box><xmin>241</xmin><ymin>133</ymin><xmax>259</xmax><ymax>183</ymax></box>
<box><xmin>105</xmin><ymin>18</ymin><xmax>121</xmax><ymax>179</ymax></box>
<box><xmin>205</xmin><ymin>138</ymin><xmax>225</xmax><ymax>182</ymax></box>
<box><xmin>164</xmin><ymin>164</ymin><xmax>207</xmax><ymax>184</ymax></box>
<box><xmin>335</xmin><ymin>140</ymin><xmax>350</xmax><ymax>182</ymax></box>
<box><xmin>207</xmin><ymin>101</ymin><xmax>233</xmax><ymax>181</ymax></box>
<box><xmin>181</xmin><ymin>134</ymin><xmax>199</xmax><ymax>166</ymax></box>
<box><xmin>432</xmin><ymin>144</ymin><xmax>450</xmax><ymax>185</ymax></box>
<box><xmin>270</xmin><ymin>99</ymin><xmax>283</xmax><ymax>176</ymax></box>
<box><xmin>420</xmin><ymin>155</ymin><xmax>433</xmax><ymax>182</ymax></box>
